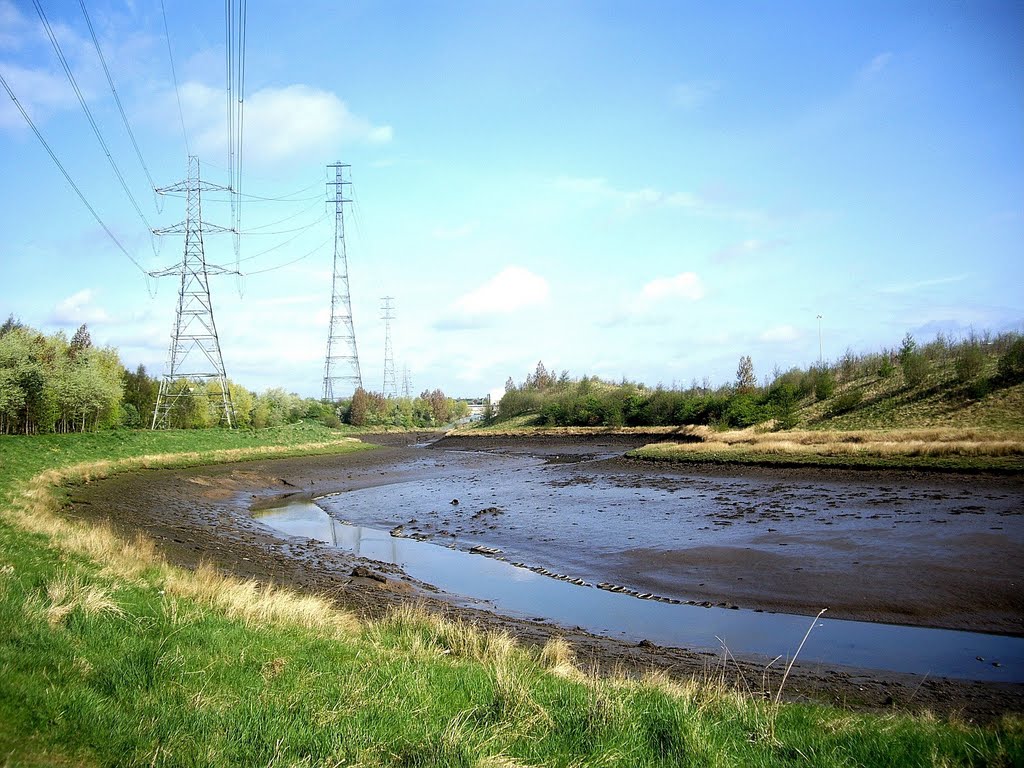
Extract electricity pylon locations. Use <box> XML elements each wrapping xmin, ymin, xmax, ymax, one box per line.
<box><xmin>322</xmin><ymin>161</ymin><xmax>362</xmax><ymax>400</ymax></box>
<box><xmin>401</xmin><ymin>365</ymin><xmax>412</xmax><ymax>398</ymax></box>
<box><xmin>381</xmin><ymin>296</ymin><xmax>397</xmax><ymax>397</ymax></box>
<box><xmin>150</xmin><ymin>156</ymin><xmax>235</xmax><ymax>429</ymax></box>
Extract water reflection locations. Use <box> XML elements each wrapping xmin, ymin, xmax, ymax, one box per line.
<box><xmin>256</xmin><ymin>501</ymin><xmax>1024</xmax><ymax>683</ymax></box>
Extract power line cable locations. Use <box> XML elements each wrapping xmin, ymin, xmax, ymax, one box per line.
<box><xmin>234</xmin><ymin>214</ymin><xmax>329</xmax><ymax>263</ymax></box>
<box><xmin>235</xmin><ymin>0</ymin><xmax>248</xmax><ymax>268</ymax></box>
<box><xmin>78</xmin><ymin>0</ymin><xmax>162</xmax><ymax>213</ymax></box>
<box><xmin>236</xmin><ymin>213</ymin><xmax>329</xmax><ymax>235</ymax></box>
<box><xmin>245</xmin><ymin>237</ymin><xmax>331</xmax><ymax>275</ymax></box>
<box><xmin>33</xmin><ymin>0</ymin><xmax>154</xmax><ymax>234</ymax></box>
<box><xmin>0</xmin><ymin>70</ymin><xmax>148</xmax><ymax>277</ymax></box>
<box><xmin>160</xmin><ymin>0</ymin><xmax>190</xmax><ymax>156</ymax></box>
<box><xmin>242</xmin><ymin>197</ymin><xmax>322</xmax><ymax>231</ymax></box>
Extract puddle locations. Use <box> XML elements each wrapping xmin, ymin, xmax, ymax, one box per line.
<box><xmin>257</xmin><ymin>501</ymin><xmax>1024</xmax><ymax>682</ymax></box>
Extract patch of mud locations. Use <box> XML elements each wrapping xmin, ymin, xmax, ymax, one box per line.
<box><xmin>65</xmin><ymin>437</ymin><xmax>1024</xmax><ymax>723</ymax></box>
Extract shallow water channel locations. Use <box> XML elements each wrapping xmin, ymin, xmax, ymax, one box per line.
<box><xmin>254</xmin><ymin>446</ymin><xmax>1024</xmax><ymax>683</ymax></box>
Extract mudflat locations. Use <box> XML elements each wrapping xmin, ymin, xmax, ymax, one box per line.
<box><xmin>67</xmin><ymin>433</ymin><xmax>1024</xmax><ymax>722</ymax></box>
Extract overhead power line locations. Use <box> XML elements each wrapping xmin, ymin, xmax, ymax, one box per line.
<box><xmin>160</xmin><ymin>0</ymin><xmax>190</xmax><ymax>156</ymax></box>
<box><xmin>33</xmin><ymin>0</ymin><xmax>154</xmax><ymax>234</ymax></box>
<box><xmin>0</xmin><ymin>71</ymin><xmax>147</xmax><ymax>276</ymax></box>
<box><xmin>245</xmin><ymin>237</ymin><xmax>332</xmax><ymax>275</ymax></box>
<box><xmin>225</xmin><ymin>0</ymin><xmax>248</xmax><ymax>270</ymax></box>
<box><xmin>78</xmin><ymin>0</ymin><xmax>161</xmax><ymax>212</ymax></box>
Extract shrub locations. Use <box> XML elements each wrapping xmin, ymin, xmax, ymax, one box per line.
<box><xmin>767</xmin><ymin>382</ymin><xmax>799</xmax><ymax>430</ymax></box>
<box><xmin>954</xmin><ymin>344</ymin><xmax>985</xmax><ymax>385</ymax></box>
<box><xmin>812</xmin><ymin>368</ymin><xmax>835</xmax><ymax>401</ymax></box>
<box><xmin>901</xmin><ymin>353</ymin><xmax>930</xmax><ymax>389</ymax></box>
<box><xmin>722</xmin><ymin>393</ymin><xmax>763</xmax><ymax>428</ymax></box>
<box><xmin>828</xmin><ymin>388</ymin><xmax>863</xmax><ymax>416</ymax></box>
<box><xmin>878</xmin><ymin>355</ymin><xmax>896</xmax><ymax>379</ymax></box>
<box><xmin>997</xmin><ymin>337</ymin><xmax>1024</xmax><ymax>384</ymax></box>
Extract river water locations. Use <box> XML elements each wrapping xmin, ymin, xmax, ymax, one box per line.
<box><xmin>254</xmin><ymin>444</ymin><xmax>1024</xmax><ymax>682</ymax></box>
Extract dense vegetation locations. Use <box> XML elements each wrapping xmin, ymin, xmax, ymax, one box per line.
<box><xmin>496</xmin><ymin>331</ymin><xmax>1024</xmax><ymax>432</ymax></box>
<box><xmin>0</xmin><ymin>317</ymin><xmax>467</xmax><ymax>433</ymax></box>
<box><xmin>1</xmin><ymin>425</ymin><xmax>1019</xmax><ymax>766</ymax></box>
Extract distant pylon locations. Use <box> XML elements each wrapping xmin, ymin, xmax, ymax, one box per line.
<box><xmin>322</xmin><ymin>161</ymin><xmax>362</xmax><ymax>400</ymax></box>
<box><xmin>150</xmin><ymin>156</ymin><xmax>235</xmax><ymax>429</ymax></box>
<box><xmin>381</xmin><ymin>296</ymin><xmax>397</xmax><ymax>397</ymax></box>
<box><xmin>401</xmin><ymin>365</ymin><xmax>412</xmax><ymax>398</ymax></box>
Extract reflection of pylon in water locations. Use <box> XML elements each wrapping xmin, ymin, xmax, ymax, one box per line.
<box><xmin>150</xmin><ymin>156</ymin><xmax>235</xmax><ymax>428</ymax></box>
<box><xmin>381</xmin><ymin>296</ymin><xmax>397</xmax><ymax>397</ymax></box>
<box><xmin>322</xmin><ymin>161</ymin><xmax>362</xmax><ymax>400</ymax></box>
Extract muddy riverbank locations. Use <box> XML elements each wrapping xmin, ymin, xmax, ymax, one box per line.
<box><xmin>66</xmin><ymin>433</ymin><xmax>1024</xmax><ymax>722</ymax></box>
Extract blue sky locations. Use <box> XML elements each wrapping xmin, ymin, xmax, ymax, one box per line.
<box><xmin>1</xmin><ymin>0</ymin><xmax>1021</xmax><ymax>399</ymax></box>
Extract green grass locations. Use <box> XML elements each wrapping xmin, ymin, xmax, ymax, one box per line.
<box><xmin>802</xmin><ymin>358</ymin><xmax>1024</xmax><ymax>433</ymax></box>
<box><xmin>629</xmin><ymin>445</ymin><xmax>1024</xmax><ymax>472</ymax></box>
<box><xmin>0</xmin><ymin>424</ymin><xmax>1021</xmax><ymax>766</ymax></box>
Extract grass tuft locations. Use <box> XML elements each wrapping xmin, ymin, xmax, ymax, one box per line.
<box><xmin>42</xmin><ymin>572</ymin><xmax>123</xmax><ymax>626</ymax></box>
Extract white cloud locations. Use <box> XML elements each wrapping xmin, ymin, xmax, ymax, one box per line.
<box><xmin>174</xmin><ymin>82</ymin><xmax>392</xmax><ymax>165</ymax></box>
<box><xmin>0</xmin><ymin>63</ymin><xmax>78</xmax><ymax>127</ymax></box>
<box><xmin>602</xmin><ymin>271</ymin><xmax>706</xmax><ymax>327</ymax></box>
<box><xmin>49</xmin><ymin>289</ymin><xmax>111</xmax><ymax>325</ymax></box>
<box><xmin>670</xmin><ymin>79</ymin><xmax>719</xmax><ymax>109</ymax></box>
<box><xmin>439</xmin><ymin>266</ymin><xmax>550</xmax><ymax>329</ymax></box>
<box><xmin>641</xmin><ymin>272</ymin><xmax>705</xmax><ymax>302</ymax></box>
<box><xmin>549</xmin><ymin>175</ymin><xmax>770</xmax><ymax>224</ymax></box>
<box><xmin>759</xmin><ymin>324</ymin><xmax>800</xmax><ymax>343</ymax></box>
<box><xmin>713</xmin><ymin>238</ymin><xmax>789</xmax><ymax>262</ymax></box>
<box><xmin>432</xmin><ymin>223</ymin><xmax>476</xmax><ymax>240</ymax></box>
<box><xmin>860</xmin><ymin>52</ymin><xmax>893</xmax><ymax>79</ymax></box>
<box><xmin>0</xmin><ymin>1</ymin><xmax>30</xmax><ymax>50</ymax></box>
<box><xmin>878</xmin><ymin>274</ymin><xmax>969</xmax><ymax>295</ymax></box>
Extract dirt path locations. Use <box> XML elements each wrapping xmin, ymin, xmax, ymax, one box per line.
<box><xmin>66</xmin><ymin>433</ymin><xmax>1024</xmax><ymax>723</ymax></box>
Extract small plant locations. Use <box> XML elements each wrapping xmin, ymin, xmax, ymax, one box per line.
<box><xmin>997</xmin><ymin>337</ymin><xmax>1024</xmax><ymax>383</ymax></box>
<box><xmin>954</xmin><ymin>344</ymin><xmax>986</xmax><ymax>385</ymax></box>
<box><xmin>898</xmin><ymin>336</ymin><xmax>929</xmax><ymax>388</ymax></box>
<box><xmin>828</xmin><ymin>388</ymin><xmax>863</xmax><ymax>416</ymax></box>
<box><xmin>811</xmin><ymin>368</ymin><xmax>835</xmax><ymax>401</ymax></box>
<box><xmin>877</xmin><ymin>355</ymin><xmax>896</xmax><ymax>379</ymax></box>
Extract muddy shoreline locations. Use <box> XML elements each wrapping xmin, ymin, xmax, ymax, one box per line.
<box><xmin>66</xmin><ymin>433</ymin><xmax>1024</xmax><ymax>723</ymax></box>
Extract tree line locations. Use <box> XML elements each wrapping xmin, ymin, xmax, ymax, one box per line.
<box><xmin>496</xmin><ymin>330</ymin><xmax>1024</xmax><ymax>431</ymax></box>
<box><xmin>0</xmin><ymin>317</ymin><xmax>467</xmax><ymax>434</ymax></box>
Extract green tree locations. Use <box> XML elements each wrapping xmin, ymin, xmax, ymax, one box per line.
<box><xmin>997</xmin><ymin>337</ymin><xmax>1024</xmax><ymax>383</ymax></box>
<box><xmin>898</xmin><ymin>334</ymin><xmax>929</xmax><ymax>388</ymax></box>
<box><xmin>735</xmin><ymin>355</ymin><xmax>756</xmax><ymax>393</ymax></box>
<box><xmin>122</xmin><ymin>365</ymin><xmax>159</xmax><ymax>427</ymax></box>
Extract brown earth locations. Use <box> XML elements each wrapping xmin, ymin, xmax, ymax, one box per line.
<box><xmin>64</xmin><ymin>432</ymin><xmax>1024</xmax><ymax>724</ymax></box>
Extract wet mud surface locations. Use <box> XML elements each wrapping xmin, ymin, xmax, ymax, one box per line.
<box><xmin>67</xmin><ymin>432</ymin><xmax>1024</xmax><ymax>723</ymax></box>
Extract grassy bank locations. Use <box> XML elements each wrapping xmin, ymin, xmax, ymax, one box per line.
<box><xmin>0</xmin><ymin>425</ymin><xmax>1021</xmax><ymax>766</ymax></box>
<box><xmin>627</xmin><ymin>426</ymin><xmax>1024</xmax><ymax>473</ymax></box>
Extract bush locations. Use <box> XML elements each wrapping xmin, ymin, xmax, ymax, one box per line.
<box><xmin>722</xmin><ymin>393</ymin><xmax>763</xmax><ymax>428</ymax></box>
<box><xmin>812</xmin><ymin>368</ymin><xmax>835</xmax><ymax>401</ymax></box>
<box><xmin>878</xmin><ymin>356</ymin><xmax>896</xmax><ymax>379</ymax></box>
<box><xmin>767</xmin><ymin>382</ymin><xmax>799</xmax><ymax>430</ymax></box>
<box><xmin>828</xmin><ymin>389</ymin><xmax>863</xmax><ymax>416</ymax></box>
<box><xmin>901</xmin><ymin>353</ymin><xmax>930</xmax><ymax>389</ymax></box>
<box><xmin>954</xmin><ymin>344</ymin><xmax>985</xmax><ymax>385</ymax></box>
<box><xmin>997</xmin><ymin>338</ymin><xmax>1024</xmax><ymax>383</ymax></box>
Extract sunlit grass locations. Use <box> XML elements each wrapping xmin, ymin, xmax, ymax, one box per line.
<box><xmin>0</xmin><ymin>424</ymin><xmax>1020</xmax><ymax>765</ymax></box>
<box><xmin>630</xmin><ymin>426</ymin><xmax>1024</xmax><ymax>471</ymax></box>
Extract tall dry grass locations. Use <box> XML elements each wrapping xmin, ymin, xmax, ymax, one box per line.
<box><xmin>4</xmin><ymin>447</ymin><xmax>362</xmax><ymax>638</ymax></box>
<box><xmin>638</xmin><ymin>426</ymin><xmax>1024</xmax><ymax>459</ymax></box>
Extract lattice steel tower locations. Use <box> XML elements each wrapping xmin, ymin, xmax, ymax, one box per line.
<box><xmin>401</xmin><ymin>365</ymin><xmax>412</xmax><ymax>398</ymax></box>
<box><xmin>381</xmin><ymin>296</ymin><xmax>397</xmax><ymax>397</ymax></box>
<box><xmin>150</xmin><ymin>156</ymin><xmax>235</xmax><ymax>429</ymax></box>
<box><xmin>322</xmin><ymin>162</ymin><xmax>362</xmax><ymax>400</ymax></box>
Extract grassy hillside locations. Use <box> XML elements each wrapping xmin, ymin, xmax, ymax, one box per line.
<box><xmin>0</xmin><ymin>424</ymin><xmax>1020</xmax><ymax>765</ymax></box>
<box><xmin>464</xmin><ymin>334</ymin><xmax>1024</xmax><ymax>470</ymax></box>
